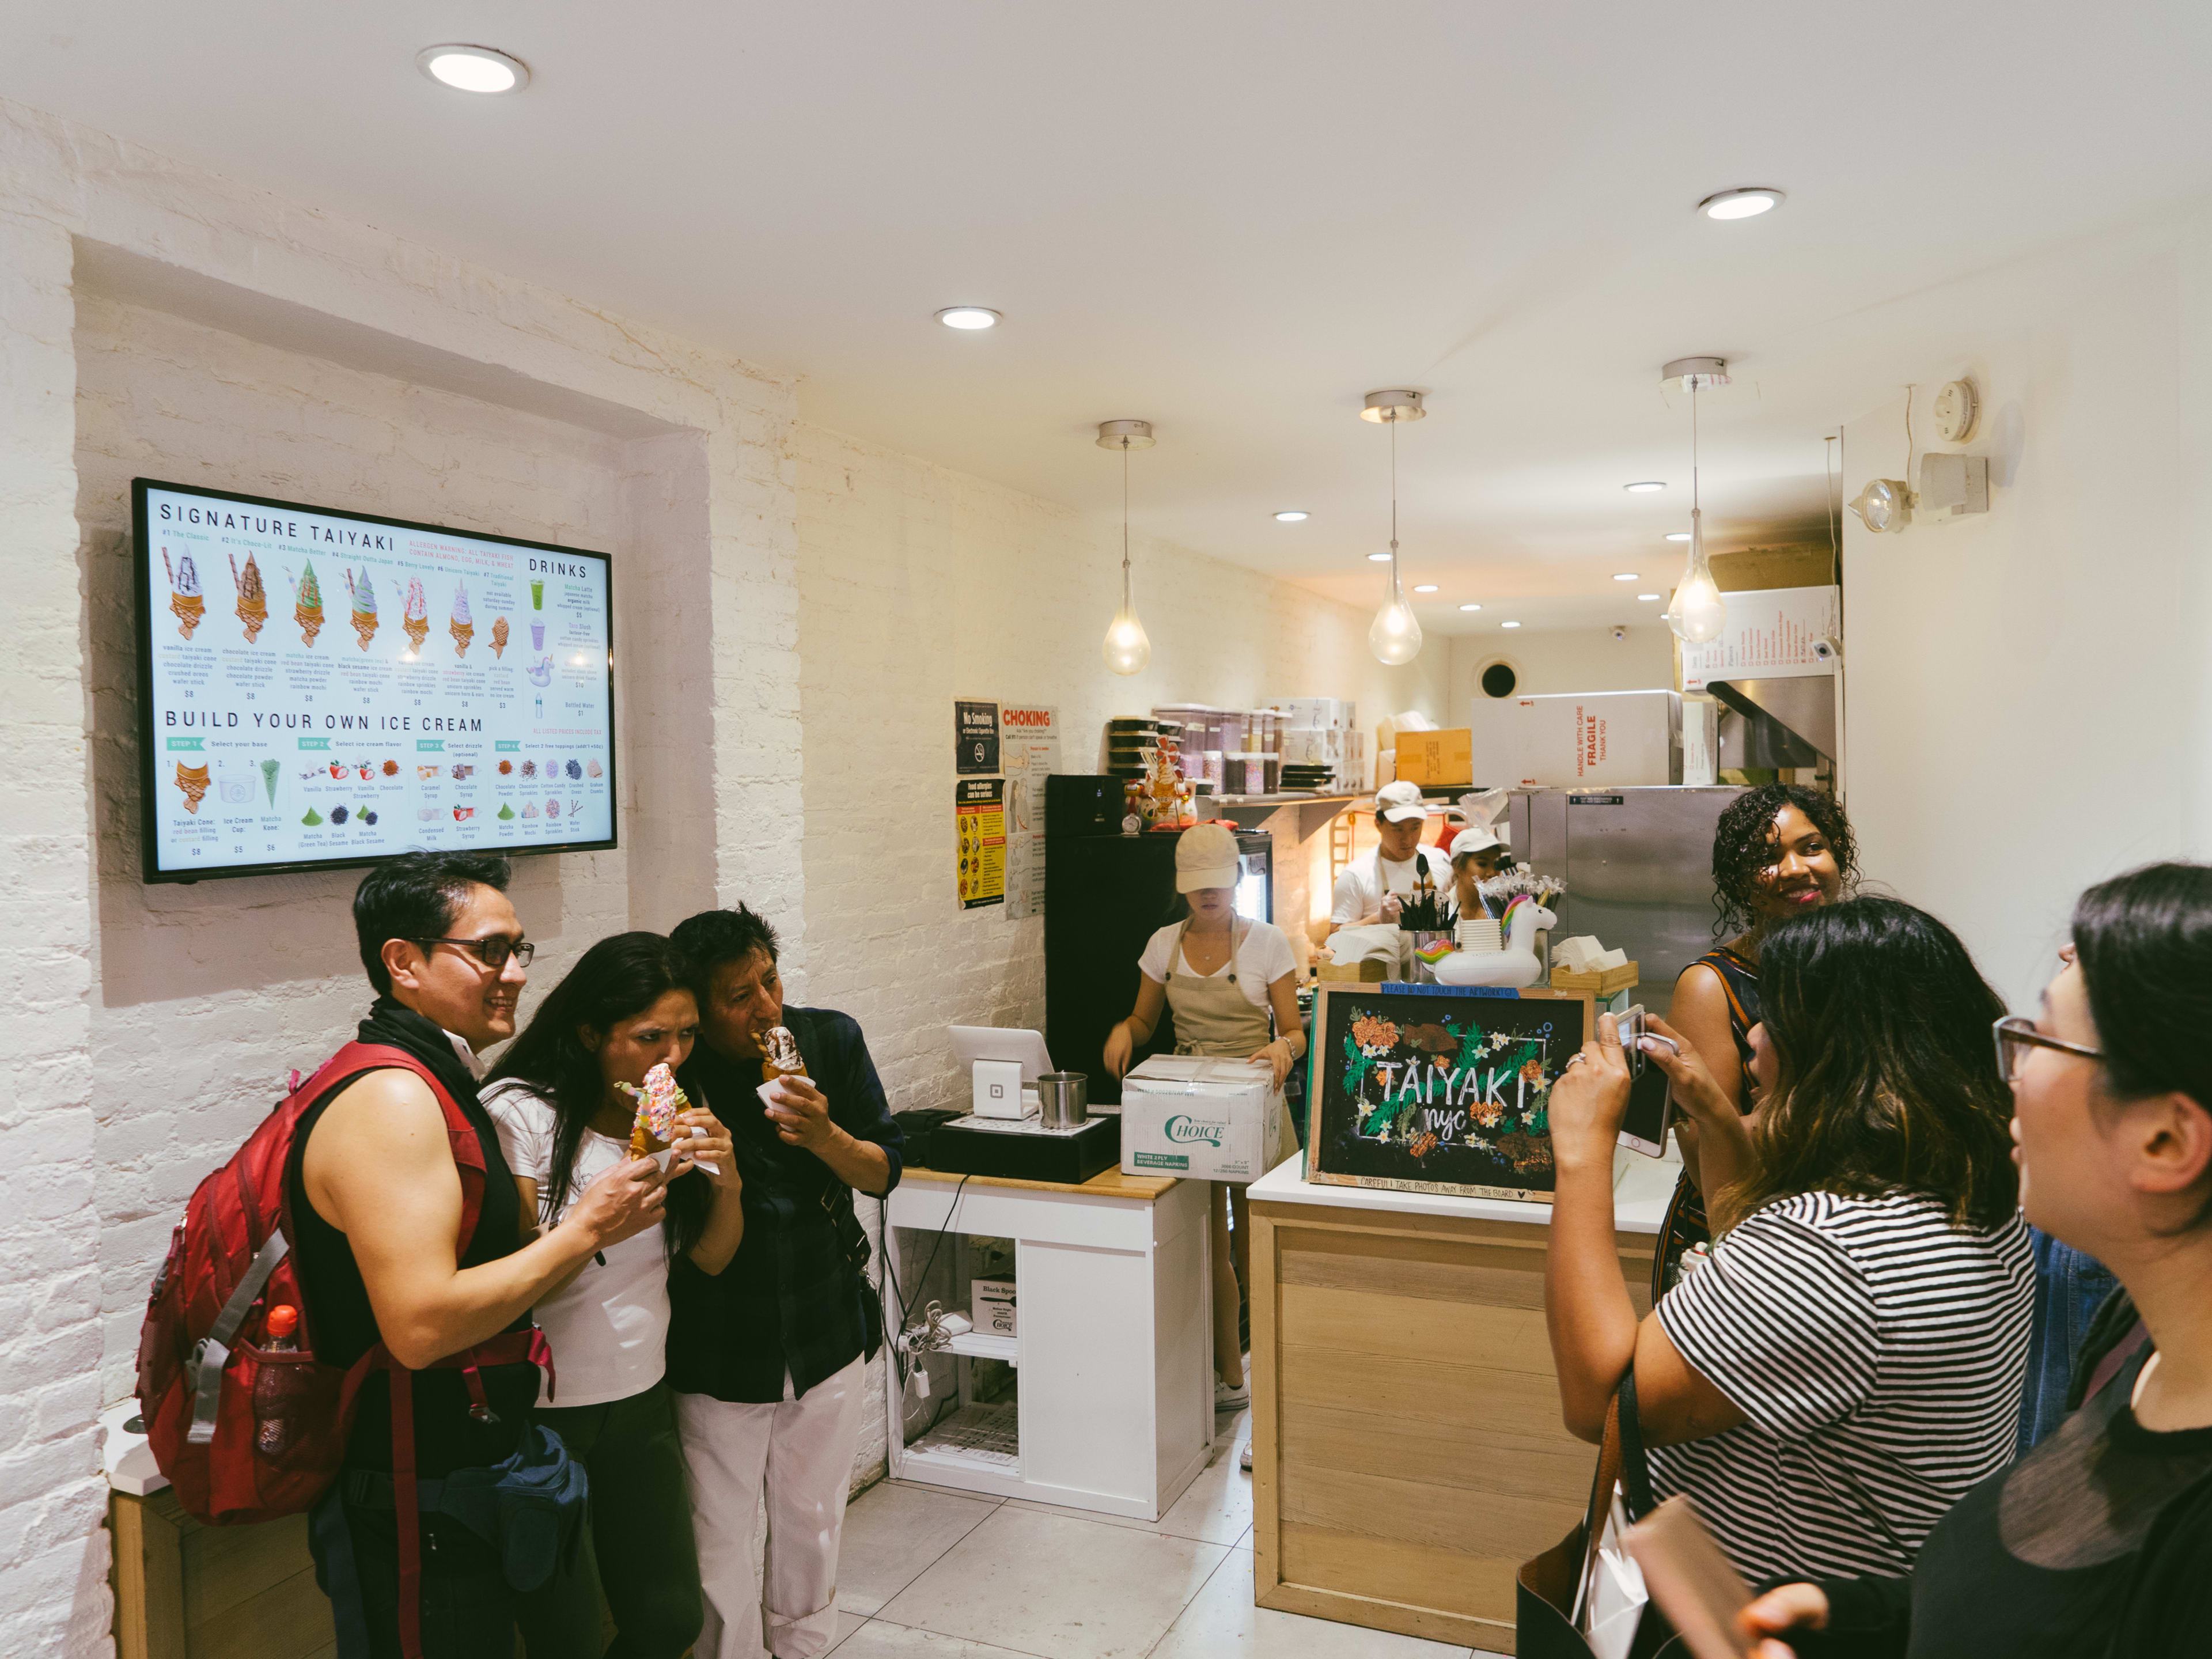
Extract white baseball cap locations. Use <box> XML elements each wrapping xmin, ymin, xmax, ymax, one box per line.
<box><xmin>1176</xmin><ymin>823</ymin><xmax>1244</xmax><ymax>893</ymax></box>
<box><xmin>1374</xmin><ymin>780</ymin><xmax>1429</xmax><ymax>824</ymax></box>
<box><xmin>1450</xmin><ymin>825</ymin><xmax>1509</xmax><ymax>859</ymax></box>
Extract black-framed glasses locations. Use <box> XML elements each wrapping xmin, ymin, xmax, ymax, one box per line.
<box><xmin>415</xmin><ymin>936</ymin><xmax>535</xmax><ymax>971</ymax></box>
<box><xmin>1993</xmin><ymin>1014</ymin><xmax>2101</xmax><ymax>1082</ymax></box>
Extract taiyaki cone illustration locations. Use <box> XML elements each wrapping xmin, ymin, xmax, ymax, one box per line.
<box><xmin>229</xmin><ymin>553</ymin><xmax>268</xmax><ymax>643</ymax></box>
<box><xmin>287</xmin><ymin>561</ymin><xmax>325</xmax><ymax>647</ymax></box>
<box><xmin>174</xmin><ymin>762</ymin><xmax>210</xmax><ymax>814</ymax></box>
<box><xmin>618</xmin><ymin>1062</ymin><xmax>690</xmax><ymax>1158</ymax></box>
<box><xmin>402</xmin><ymin>578</ymin><xmax>430</xmax><ymax>652</ymax></box>
<box><xmin>449</xmin><ymin>581</ymin><xmax>474</xmax><ymax>658</ymax></box>
<box><xmin>490</xmin><ymin>616</ymin><xmax>509</xmax><ymax>658</ymax></box>
<box><xmin>162</xmin><ymin>551</ymin><xmax>206</xmax><ymax>640</ymax></box>
<box><xmin>345</xmin><ymin>567</ymin><xmax>378</xmax><ymax>651</ymax></box>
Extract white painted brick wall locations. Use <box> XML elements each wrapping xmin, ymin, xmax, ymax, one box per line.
<box><xmin>73</xmin><ymin>291</ymin><xmax>642</xmax><ymax>1404</ymax></box>
<box><xmin>791</xmin><ymin>422</ymin><xmax>1448</xmax><ymax>1482</ymax></box>
<box><xmin>3</xmin><ymin>92</ymin><xmax>797</xmax><ymax>1656</ymax></box>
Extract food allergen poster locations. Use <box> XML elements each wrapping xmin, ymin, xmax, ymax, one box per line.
<box><xmin>135</xmin><ymin>479</ymin><xmax>615</xmax><ymax>882</ymax></box>
<box><xmin>956</xmin><ymin>778</ymin><xmax>1006</xmax><ymax>910</ymax></box>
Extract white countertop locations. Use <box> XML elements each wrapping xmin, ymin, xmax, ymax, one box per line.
<box><xmin>1248</xmin><ymin>1143</ymin><xmax>1677</xmax><ymax>1233</ymax></box>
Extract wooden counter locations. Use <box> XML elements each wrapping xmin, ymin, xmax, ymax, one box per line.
<box><xmin>1247</xmin><ymin>1154</ymin><xmax>1674</xmax><ymax>1654</ymax></box>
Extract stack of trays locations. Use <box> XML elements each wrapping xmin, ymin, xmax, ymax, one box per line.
<box><xmin>1107</xmin><ymin>716</ymin><xmax>1159</xmax><ymax>779</ymax></box>
<box><xmin>1279</xmin><ymin>764</ymin><xmax>1334</xmax><ymax>791</ymax></box>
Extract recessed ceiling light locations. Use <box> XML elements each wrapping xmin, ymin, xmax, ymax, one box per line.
<box><xmin>1501</xmin><ymin>620</ymin><xmax>1522</xmax><ymax>629</ymax></box>
<box><xmin>1664</xmin><ymin>531</ymin><xmax>1692</xmax><ymax>543</ymax></box>
<box><xmin>1613</xmin><ymin>573</ymin><xmax>1639</xmax><ymax>582</ymax></box>
<box><xmin>1273</xmin><ymin>510</ymin><xmax>1309</xmax><ymax>522</ymax></box>
<box><xmin>1458</xmin><ymin>603</ymin><xmax>1482</xmax><ymax>612</ymax></box>
<box><xmin>1623</xmin><ymin>481</ymin><xmax>1666</xmax><ymax>494</ymax></box>
<box><xmin>1412</xmin><ymin>584</ymin><xmax>1438</xmax><ymax>594</ymax></box>
<box><xmin>935</xmin><ymin>306</ymin><xmax>1001</xmax><ymax>330</ymax></box>
<box><xmin>1699</xmin><ymin>186</ymin><xmax>1785</xmax><ymax>221</ymax></box>
<box><xmin>1638</xmin><ymin>593</ymin><xmax>1661</xmax><ymax>601</ymax></box>
<box><xmin>417</xmin><ymin>44</ymin><xmax>529</xmax><ymax>93</ymax></box>
<box><xmin>1366</xmin><ymin>551</ymin><xmax>1393</xmax><ymax>563</ymax></box>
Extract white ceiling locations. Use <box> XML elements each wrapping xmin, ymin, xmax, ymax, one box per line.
<box><xmin>10</xmin><ymin>1</ymin><xmax>2212</xmax><ymax>631</ymax></box>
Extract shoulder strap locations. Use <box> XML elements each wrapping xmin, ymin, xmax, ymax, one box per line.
<box><xmin>321</xmin><ymin>1041</ymin><xmax>490</xmax><ymax>1248</ymax></box>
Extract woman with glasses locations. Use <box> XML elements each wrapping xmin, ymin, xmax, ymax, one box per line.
<box><xmin>1544</xmin><ymin>896</ymin><xmax>2031</xmax><ymax>1586</ymax></box>
<box><xmin>1738</xmin><ymin>864</ymin><xmax>2212</xmax><ymax>1658</ymax></box>
<box><xmin>482</xmin><ymin>933</ymin><xmax>745</xmax><ymax>1659</ymax></box>
<box><xmin>1654</xmin><ymin>784</ymin><xmax>1859</xmax><ymax>1297</ymax></box>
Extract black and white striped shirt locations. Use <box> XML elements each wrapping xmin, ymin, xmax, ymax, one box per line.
<box><xmin>1649</xmin><ymin>1190</ymin><xmax>2033</xmax><ymax>1583</ymax></box>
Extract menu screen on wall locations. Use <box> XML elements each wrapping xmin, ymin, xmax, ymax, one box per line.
<box><xmin>134</xmin><ymin>479</ymin><xmax>616</xmax><ymax>884</ymax></box>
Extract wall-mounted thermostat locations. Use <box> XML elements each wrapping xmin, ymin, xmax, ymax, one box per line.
<box><xmin>1931</xmin><ymin>379</ymin><xmax>1979</xmax><ymax>444</ymax></box>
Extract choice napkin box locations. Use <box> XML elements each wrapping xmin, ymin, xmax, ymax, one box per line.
<box><xmin>1119</xmin><ymin>1054</ymin><xmax>1288</xmax><ymax>1183</ymax></box>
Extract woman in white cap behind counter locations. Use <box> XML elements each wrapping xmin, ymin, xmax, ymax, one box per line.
<box><xmin>1104</xmin><ymin>823</ymin><xmax>1305</xmax><ymax>1426</ymax></box>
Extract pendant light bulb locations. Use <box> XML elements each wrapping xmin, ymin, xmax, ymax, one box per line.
<box><xmin>1369</xmin><ymin>566</ymin><xmax>1423</xmax><ymax>666</ymax></box>
<box><xmin>1101</xmin><ymin>428</ymin><xmax>1152</xmax><ymax>675</ymax></box>
<box><xmin>1663</xmin><ymin>510</ymin><xmax>1728</xmax><ymax>645</ymax></box>
<box><xmin>1368</xmin><ymin>408</ymin><xmax>1424</xmax><ymax>666</ymax></box>
<box><xmin>1663</xmin><ymin>377</ymin><xmax>1729</xmax><ymax>646</ymax></box>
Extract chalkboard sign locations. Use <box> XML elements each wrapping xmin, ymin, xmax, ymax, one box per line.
<box><xmin>1306</xmin><ymin>982</ymin><xmax>1593</xmax><ymax>1201</ymax></box>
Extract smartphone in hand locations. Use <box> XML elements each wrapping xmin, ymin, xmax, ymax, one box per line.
<box><xmin>1622</xmin><ymin>1497</ymin><xmax>1754</xmax><ymax>1659</ymax></box>
<box><xmin>1618</xmin><ymin>1005</ymin><xmax>1677</xmax><ymax>1157</ymax></box>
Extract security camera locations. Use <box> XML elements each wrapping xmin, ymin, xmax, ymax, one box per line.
<box><xmin>1810</xmin><ymin>635</ymin><xmax>1842</xmax><ymax>665</ymax></box>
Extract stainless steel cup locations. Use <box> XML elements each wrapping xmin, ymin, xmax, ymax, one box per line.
<box><xmin>1036</xmin><ymin>1071</ymin><xmax>1088</xmax><ymax>1129</ymax></box>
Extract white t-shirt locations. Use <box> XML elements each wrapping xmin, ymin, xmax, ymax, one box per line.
<box><xmin>482</xmin><ymin>1080</ymin><xmax>672</xmax><ymax>1408</ymax></box>
<box><xmin>1649</xmin><ymin>1191</ymin><xmax>2032</xmax><ymax>1582</ymax></box>
<box><xmin>1330</xmin><ymin>846</ymin><xmax>1451</xmax><ymax>925</ymax></box>
<box><xmin>1135</xmin><ymin>918</ymin><xmax>1298</xmax><ymax>1009</ymax></box>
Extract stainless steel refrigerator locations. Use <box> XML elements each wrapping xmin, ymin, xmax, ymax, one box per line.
<box><xmin>1507</xmin><ymin>786</ymin><xmax>1747</xmax><ymax>995</ymax></box>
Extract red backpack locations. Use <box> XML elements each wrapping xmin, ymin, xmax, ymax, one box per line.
<box><xmin>135</xmin><ymin>1041</ymin><xmax>550</xmax><ymax>1648</ymax></box>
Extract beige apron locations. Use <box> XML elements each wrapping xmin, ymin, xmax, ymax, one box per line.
<box><xmin>1164</xmin><ymin>921</ymin><xmax>1298</xmax><ymax>1169</ymax></box>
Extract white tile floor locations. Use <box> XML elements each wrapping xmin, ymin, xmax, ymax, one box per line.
<box><xmin>825</xmin><ymin>1406</ymin><xmax>1508</xmax><ymax>1659</ymax></box>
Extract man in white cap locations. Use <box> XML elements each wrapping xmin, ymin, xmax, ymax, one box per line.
<box><xmin>1325</xmin><ymin>781</ymin><xmax>1451</xmax><ymax>968</ymax></box>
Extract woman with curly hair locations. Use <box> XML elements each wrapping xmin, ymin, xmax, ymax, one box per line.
<box><xmin>1654</xmin><ymin>783</ymin><xmax>1859</xmax><ymax>1295</ymax></box>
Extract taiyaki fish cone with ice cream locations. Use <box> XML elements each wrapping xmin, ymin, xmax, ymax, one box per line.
<box><xmin>490</xmin><ymin>615</ymin><xmax>509</xmax><ymax>658</ymax></box>
<box><xmin>287</xmin><ymin>561</ymin><xmax>325</xmax><ymax>647</ymax></box>
<box><xmin>402</xmin><ymin>578</ymin><xmax>430</xmax><ymax>652</ymax></box>
<box><xmin>346</xmin><ymin>567</ymin><xmax>378</xmax><ymax>650</ymax></box>
<box><xmin>618</xmin><ymin>1061</ymin><xmax>691</xmax><ymax>1158</ymax></box>
<box><xmin>229</xmin><ymin>552</ymin><xmax>268</xmax><ymax>643</ymax></box>
<box><xmin>173</xmin><ymin>762</ymin><xmax>210</xmax><ymax>814</ymax></box>
<box><xmin>449</xmin><ymin>580</ymin><xmax>475</xmax><ymax>657</ymax></box>
<box><xmin>162</xmin><ymin>551</ymin><xmax>206</xmax><ymax>639</ymax></box>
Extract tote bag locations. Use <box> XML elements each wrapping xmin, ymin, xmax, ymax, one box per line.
<box><xmin>1516</xmin><ymin>1368</ymin><xmax>1682</xmax><ymax>1659</ymax></box>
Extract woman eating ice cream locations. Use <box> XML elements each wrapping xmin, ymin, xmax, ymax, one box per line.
<box><xmin>483</xmin><ymin>931</ymin><xmax>744</xmax><ymax>1659</ymax></box>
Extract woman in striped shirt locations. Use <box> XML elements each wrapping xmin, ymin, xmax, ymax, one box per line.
<box><xmin>1544</xmin><ymin>897</ymin><xmax>2032</xmax><ymax>1582</ymax></box>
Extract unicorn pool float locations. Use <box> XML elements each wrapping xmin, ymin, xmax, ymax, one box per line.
<box><xmin>1428</xmin><ymin>874</ymin><xmax>1562</xmax><ymax>988</ymax></box>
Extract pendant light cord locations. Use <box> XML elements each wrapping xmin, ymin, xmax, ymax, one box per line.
<box><xmin>1691</xmin><ymin>379</ymin><xmax>1700</xmax><ymax>520</ymax></box>
<box><xmin>1120</xmin><ymin>437</ymin><xmax>1132</xmax><ymax>606</ymax></box>
<box><xmin>1389</xmin><ymin>415</ymin><xmax>1400</xmax><ymax>581</ymax></box>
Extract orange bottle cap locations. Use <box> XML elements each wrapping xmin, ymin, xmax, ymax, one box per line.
<box><xmin>266</xmin><ymin>1304</ymin><xmax>300</xmax><ymax>1339</ymax></box>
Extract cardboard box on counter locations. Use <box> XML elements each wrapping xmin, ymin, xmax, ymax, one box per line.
<box><xmin>1468</xmin><ymin>690</ymin><xmax>1681</xmax><ymax>787</ymax></box>
<box><xmin>1120</xmin><ymin>1054</ymin><xmax>1289</xmax><ymax>1183</ymax></box>
<box><xmin>1395</xmin><ymin>726</ymin><xmax>1472</xmax><ymax>786</ymax></box>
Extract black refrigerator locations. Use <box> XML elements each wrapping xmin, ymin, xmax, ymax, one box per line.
<box><xmin>1044</xmin><ymin>779</ymin><xmax>1273</xmax><ymax>1107</ymax></box>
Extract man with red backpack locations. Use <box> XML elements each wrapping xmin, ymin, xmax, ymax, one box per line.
<box><xmin>292</xmin><ymin>850</ymin><xmax>668</xmax><ymax>1655</ymax></box>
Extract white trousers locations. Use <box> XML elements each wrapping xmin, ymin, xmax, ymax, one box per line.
<box><xmin>676</xmin><ymin>1357</ymin><xmax>870</xmax><ymax>1659</ymax></box>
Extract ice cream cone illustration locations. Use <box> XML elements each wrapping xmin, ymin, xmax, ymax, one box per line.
<box><xmin>402</xmin><ymin>579</ymin><xmax>430</xmax><ymax>653</ymax></box>
<box><xmin>174</xmin><ymin>762</ymin><xmax>210</xmax><ymax>814</ymax></box>
<box><xmin>346</xmin><ymin>567</ymin><xmax>379</xmax><ymax>651</ymax></box>
<box><xmin>162</xmin><ymin>551</ymin><xmax>206</xmax><ymax>640</ymax></box>
<box><xmin>490</xmin><ymin>615</ymin><xmax>509</xmax><ymax>658</ymax></box>
<box><xmin>228</xmin><ymin>552</ymin><xmax>267</xmax><ymax>643</ymax></box>
<box><xmin>286</xmin><ymin>562</ymin><xmax>325</xmax><ymax>647</ymax></box>
<box><xmin>449</xmin><ymin>580</ymin><xmax>475</xmax><ymax>658</ymax></box>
